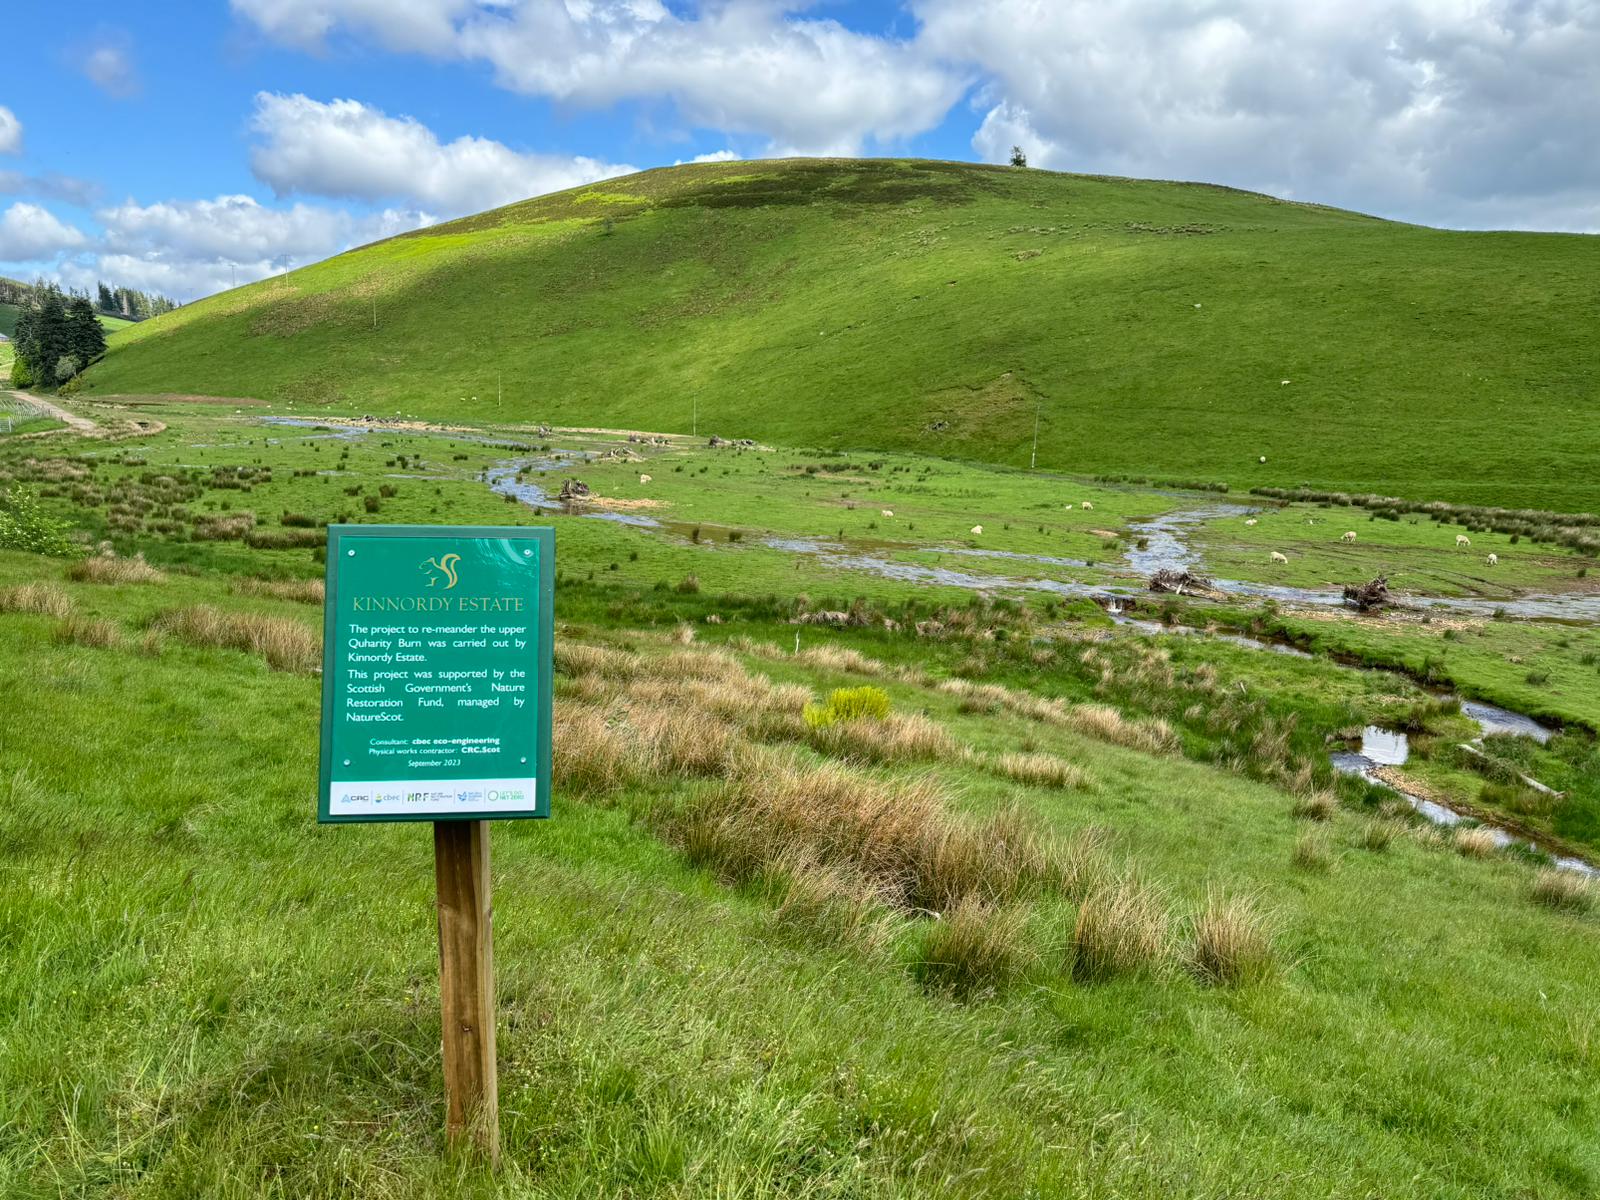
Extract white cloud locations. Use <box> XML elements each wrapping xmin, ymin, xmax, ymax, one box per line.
<box><xmin>0</xmin><ymin>107</ymin><xmax>21</xmax><ymax>155</ymax></box>
<box><xmin>78</xmin><ymin>194</ymin><xmax>431</xmax><ymax>298</ymax></box>
<box><xmin>249</xmin><ymin>93</ymin><xmax>635</xmax><ymax>215</ymax></box>
<box><xmin>0</xmin><ymin>202</ymin><xmax>87</xmax><ymax>261</ymax></box>
<box><xmin>916</xmin><ymin>0</ymin><xmax>1600</xmax><ymax>231</ymax></box>
<box><xmin>77</xmin><ymin>39</ymin><xmax>140</xmax><ymax>99</ymax></box>
<box><xmin>233</xmin><ymin>1</ymin><xmax>966</xmax><ymax>155</ymax></box>
<box><xmin>677</xmin><ymin>150</ymin><xmax>742</xmax><ymax>165</ymax></box>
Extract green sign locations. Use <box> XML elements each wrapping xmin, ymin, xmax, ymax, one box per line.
<box><xmin>318</xmin><ymin>524</ymin><xmax>554</xmax><ymax>823</ymax></box>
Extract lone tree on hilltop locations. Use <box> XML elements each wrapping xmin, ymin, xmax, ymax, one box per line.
<box><xmin>1009</xmin><ymin>145</ymin><xmax>1028</xmax><ymax>168</ymax></box>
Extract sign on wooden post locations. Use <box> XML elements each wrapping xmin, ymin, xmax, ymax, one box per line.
<box><xmin>318</xmin><ymin>524</ymin><xmax>554</xmax><ymax>1162</ymax></box>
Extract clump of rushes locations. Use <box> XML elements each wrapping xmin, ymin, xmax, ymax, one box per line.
<box><xmin>795</xmin><ymin>645</ymin><xmax>887</xmax><ymax>675</ymax></box>
<box><xmin>1291</xmin><ymin>791</ymin><xmax>1337</xmax><ymax>821</ymax></box>
<box><xmin>915</xmin><ymin>896</ymin><xmax>1034</xmax><ymax>996</ymax></box>
<box><xmin>65</xmin><ymin>554</ymin><xmax>164</xmax><ymax>585</ymax></box>
<box><xmin>1454</xmin><ymin>827</ymin><xmax>1500</xmax><ymax>859</ymax></box>
<box><xmin>675</xmin><ymin>574</ymin><xmax>700</xmax><ymax>594</ymax></box>
<box><xmin>1070</xmin><ymin>877</ymin><xmax>1173</xmax><ymax>982</ymax></box>
<box><xmin>1186</xmin><ymin>890</ymin><xmax>1279</xmax><ymax>986</ymax></box>
<box><xmin>808</xmin><ymin>711</ymin><xmax>955</xmax><ymax>764</ymax></box>
<box><xmin>1358</xmin><ymin>819</ymin><xmax>1398</xmax><ymax>852</ymax></box>
<box><xmin>229</xmin><ymin>577</ymin><xmax>324</xmax><ymax>605</ymax></box>
<box><xmin>152</xmin><ymin>605</ymin><xmax>319</xmax><ymax>672</ymax></box>
<box><xmin>0</xmin><ymin>582</ymin><xmax>74</xmax><ymax>617</ymax></box>
<box><xmin>52</xmin><ymin>615</ymin><xmax>124</xmax><ymax>650</ymax></box>
<box><xmin>1292</xmin><ymin>830</ymin><xmax>1333</xmax><ymax>871</ymax></box>
<box><xmin>983</xmin><ymin>751</ymin><xmax>1091</xmax><ymax>790</ymax></box>
<box><xmin>1529</xmin><ymin>869</ymin><xmax>1593</xmax><ymax>914</ymax></box>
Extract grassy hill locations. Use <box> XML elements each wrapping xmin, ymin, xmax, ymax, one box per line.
<box><xmin>84</xmin><ymin>158</ymin><xmax>1600</xmax><ymax>510</ymax></box>
<box><xmin>1</xmin><ymin>301</ymin><xmax>137</xmax><ymax>339</ymax></box>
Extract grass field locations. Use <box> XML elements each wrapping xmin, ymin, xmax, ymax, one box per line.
<box><xmin>3</xmin><ymin>395</ymin><xmax>1598</xmax><ymax>1197</ymax></box>
<box><xmin>2</xmin><ymin>549</ymin><xmax>1599</xmax><ymax>1198</ymax></box>
<box><xmin>81</xmin><ymin>158</ymin><xmax>1600</xmax><ymax>511</ymax></box>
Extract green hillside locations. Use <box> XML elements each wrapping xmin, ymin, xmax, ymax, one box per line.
<box><xmin>85</xmin><ymin>158</ymin><xmax>1600</xmax><ymax>509</ymax></box>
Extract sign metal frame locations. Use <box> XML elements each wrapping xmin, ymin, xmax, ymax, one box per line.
<box><xmin>316</xmin><ymin>523</ymin><xmax>554</xmax><ymax>825</ymax></box>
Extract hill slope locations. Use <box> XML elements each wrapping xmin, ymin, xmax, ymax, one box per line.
<box><xmin>85</xmin><ymin>158</ymin><xmax>1600</xmax><ymax>509</ymax></box>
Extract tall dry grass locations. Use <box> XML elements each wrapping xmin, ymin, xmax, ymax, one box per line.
<box><xmin>153</xmin><ymin>606</ymin><xmax>320</xmax><ymax>672</ymax></box>
<box><xmin>982</xmin><ymin>751</ymin><xmax>1091</xmax><ymax>790</ymax></box>
<box><xmin>1070</xmin><ymin>877</ymin><xmax>1174</xmax><ymax>982</ymax></box>
<box><xmin>52</xmin><ymin>615</ymin><xmax>125</xmax><ymax>650</ymax></box>
<box><xmin>1186</xmin><ymin>890</ymin><xmax>1278</xmax><ymax>986</ymax></box>
<box><xmin>1064</xmin><ymin>705</ymin><xmax>1181</xmax><ymax>755</ymax></box>
<box><xmin>0</xmin><ymin>582</ymin><xmax>73</xmax><ymax>618</ymax></box>
<box><xmin>915</xmin><ymin>897</ymin><xmax>1034</xmax><ymax>995</ymax></box>
<box><xmin>1529</xmin><ymin>869</ymin><xmax>1593</xmax><ymax>913</ymax></box>
<box><xmin>806</xmin><ymin>711</ymin><xmax>956</xmax><ymax>764</ymax></box>
<box><xmin>1454</xmin><ymin>827</ymin><xmax>1500</xmax><ymax>859</ymax></box>
<box><xmin>66</xmin><ymin>555</ymin><xmax>164</xmax><ymax>585</ymax></box>
<box><xmin>230</xmin><ymin>576</ymin><xmax>325</xmax><ymax>605</ymax></box>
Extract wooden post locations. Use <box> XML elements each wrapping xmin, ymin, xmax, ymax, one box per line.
<box><xmin>434</xmin><ymin>820</ymin><xmax>500</xmax><ymax>1164</ymax></box>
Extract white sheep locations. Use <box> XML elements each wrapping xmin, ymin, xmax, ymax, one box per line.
<box><xmin>1341</xmin><ymin>531</ymin><xmax>1357</xmax><ymax>544</ymax></box>
<box><xmin>970</xmin><ymin>525</ymin><xmax>983</xmax><ymax>535</ymax></box>
<box><xmin>1081</xmin><ymin>501</ymin><xmax>1094</xmax><ymax>510</ymax></box>
<box><xmin>1270</xmin><ymin>551</ymin><xmax>1288</xmax><ymax>564</ymax></box>
<box><xmin>1486</xmin><ymin>553</ymin><xmax>1498</xmax><ymax>566</ymax></box>
<box><xmin>881</xmin><ymin>509</ymin><xmax>894</xmax><ymax>518</ymax></box>
<box><xmin>1244</xmin><ymin>518</ymin><xmax>1258</xmax><ymax>527</ymax></box>
<box><xmin>1456</xmin><ymin>534</ymin><xmax>1471</xmax><ymax>547</ymax></box>
<box><xmin>1259</xmin><ymin>455</ymin><xmax>1267</xmax><ymax>463</ymax></box>
<box><xmin>639</xmin><ymin>473</ymin><xmax>652</xmax><ymax>484</ymax></box>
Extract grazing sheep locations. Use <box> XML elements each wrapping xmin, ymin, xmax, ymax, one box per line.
<box><xmin>1244</xmin><ymin>518</ymin><xmax>1258</xmax><ymax>527</ymax></box>
<box><xmin>881</xmin><ymin>509</ymin><xmax>894</xmax><ymax>518</ymax></box>
<box><xmin>971</xmin><ymin>525</ymin><xmax>983</xmax><ymax>535</ymax></box>
<box><xmin>1259</xmin><ymin>455</ymin><xmax>1267</xmax><ymax>463</ymax></box>
<box><xmin>1486</xmin><ymin>553</ymin><xmax>1498</xmax><ymax>566</ymax></box>
<box><xmin>1341</xmin><ymin>531</ymin><xmax>1357</xmax><ymax>544</ymax></box>
<box><xmin>1456</xmin><ymin>535</ymin><xmax>1471</xmax><ymax>547</ymax></box>
<box><xmin>639</xmin><ymin>473</ymin><xmax>652</xmax><ymax>484</ymax></box>
<box><xmin>1270</xmin><ymin>551</ymin><xmax>1288</xmax><ymax>564</ymax></box>
<box><xmin>1081</xmin><ymin>501</ymin><xmax>1094</xmax><ymax>510</ymax></box>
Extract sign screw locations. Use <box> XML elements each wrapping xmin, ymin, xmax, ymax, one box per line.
<box><xmin>347</xmin><ymin>549</ymin><xmax>355</xmax><ymax>556</ymax></box>
<box><xmin>343</xmin><ymin>759</ymin><xmax>350</xmax><ymax>766</ymax></box>
<box><xmin>523</xmin><ymin>549</ymin><xmax>531</xmax><ymax>556</ymax></box>
<box><xmin>520</xmin><ymin>756</ymin><xmax>527</xmax><ymax>764</ymax></box>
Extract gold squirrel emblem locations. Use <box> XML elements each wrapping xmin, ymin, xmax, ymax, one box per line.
<box><xmin>419</xmin><ymin>553</ymin><xmax>461</xmax><ymax>589</ymax></box>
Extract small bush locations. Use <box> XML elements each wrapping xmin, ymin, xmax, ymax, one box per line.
<box><xmin>804</xmin><ymin>685</ymin><xmax>891</xmax><ymax>729</ymax></box>
<box><xmin>1529</xmin><ymin>869</ymin><xmax>1593</xmax><ymax>913</ymax></box>
<box><xmin>1070</xmin><ymin>878</ymin><xmax>1173</xmax><ymax>982</ymax></box>
<box><xmin>915</xmin><ymin>897</ymin><xmax>1033</xmax><ymax>996</ymax></box>
<box><xmin>0</xmin><ymin>486</ymin><xmax>77</xmax><ymax>556</ymax></box>
<box><xmin>1187</xmin><ymin>891</ymin><xmax>1278</xmax><ymax>986</ymax></box>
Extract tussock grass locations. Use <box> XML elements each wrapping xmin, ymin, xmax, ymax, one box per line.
<box><xmin>1070</xmin><ymin>878</ymin><xmax>1174</xmax><ymax>982</ymax></box>
<box><xmin>915</xmin><ymin>896</ymin><xmax>1033</xmax><ymax>995</ymax></box>
<box><xmin>52</xmin><ymin>615</ymin><xmax>125</xmax><ymax>650</ymax></box>
<box><xmin>806</xmin><ymin>710</ymin><xmax>956</xmax><ymax>764</ymax></box>
<box><xmin>1291</xmin><ymin>791</ymin><xmax>1337</xmax><ymax>821</ymax></box>
<box><xmin>985</xmin><ymin>750</ymin><xmax>1091</xmax><ymax>790</ymax></box>
<box><xmin>0</xmin><ymin>581</ymin><xmax>73</xmax><ymax>617</ymax></box>
<box><xmin>152</xmin><ymin>605</ymin><xmax>319</xmax><ymax>672</ymax></box>
<box><xmin>1454</xmin><ymin>826</ymin><xmax>1501</xmax><ymax>859</ymax></box>
<box><xmin>230</xmin><ymin>576</ymin><xmax>325</xmax><ymax>604</ymax></box>
<box><xmin>1358</xmin><ymin>819</ymin><xmax>1397</xmax><ymax>852</ymax></box>
<box><xmin>553</xmin><ymin>707</ymin><xmax>641</xmax><ymax>797</ymax></box>
<box><xmin>1187</xmin><ymin>890</ymin><xmax>1279</xmax><ymax>986</ymax></box>
<box><xmin>764</xmin><ymin>857</ymin><xmax>899</xmax><ymax>951</ymax></box>
<box><xmin>65</xmin><ymin>554</ymin><xmax>164</xmax><ymax>585</ymax></box>
<box><xmin>1065</xmin><ymin>704</ymin><xmax>1181</xmax><ymax>755</ymax></box>
<box><xmin>1292</xmin><ymin>830</ymin><xmax>1333</xmax><ymax>871</ymax></box>
<box><xmin>555</xmin><ymin>641</ymin><xmax>640</xmax><ymax>680</ymax></box>
<box><xmin>795</xmin><ymin>644</ymin><xmax>886</xmax><ymax>675</ymax></box>
<box><xmin>1529</xmin><ymin>869</ymin><xmax>1593</xmax><ymax>913</ymax></box>
<box><xmin>678</xmin><ymin>750</ymin><xmax>1058</xmax><ymax>912</ymax></box>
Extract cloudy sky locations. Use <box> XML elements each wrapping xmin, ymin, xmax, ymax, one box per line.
<box><xmin>3</xmin><ymin>1</ymin><xmax>1596</xmax><ymax>301</ymax></box>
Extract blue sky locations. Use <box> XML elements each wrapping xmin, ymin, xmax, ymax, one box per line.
<box><xmin>3</xmin><ymin>1</ymin><xmax>1595</xmax><ymax>300</ymax></box>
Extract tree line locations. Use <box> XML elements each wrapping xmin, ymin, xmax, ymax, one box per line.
<box><xmin>0</xmin><ymin>276</ymin><xmax>178</xmax><ymax>321</ymax></box>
